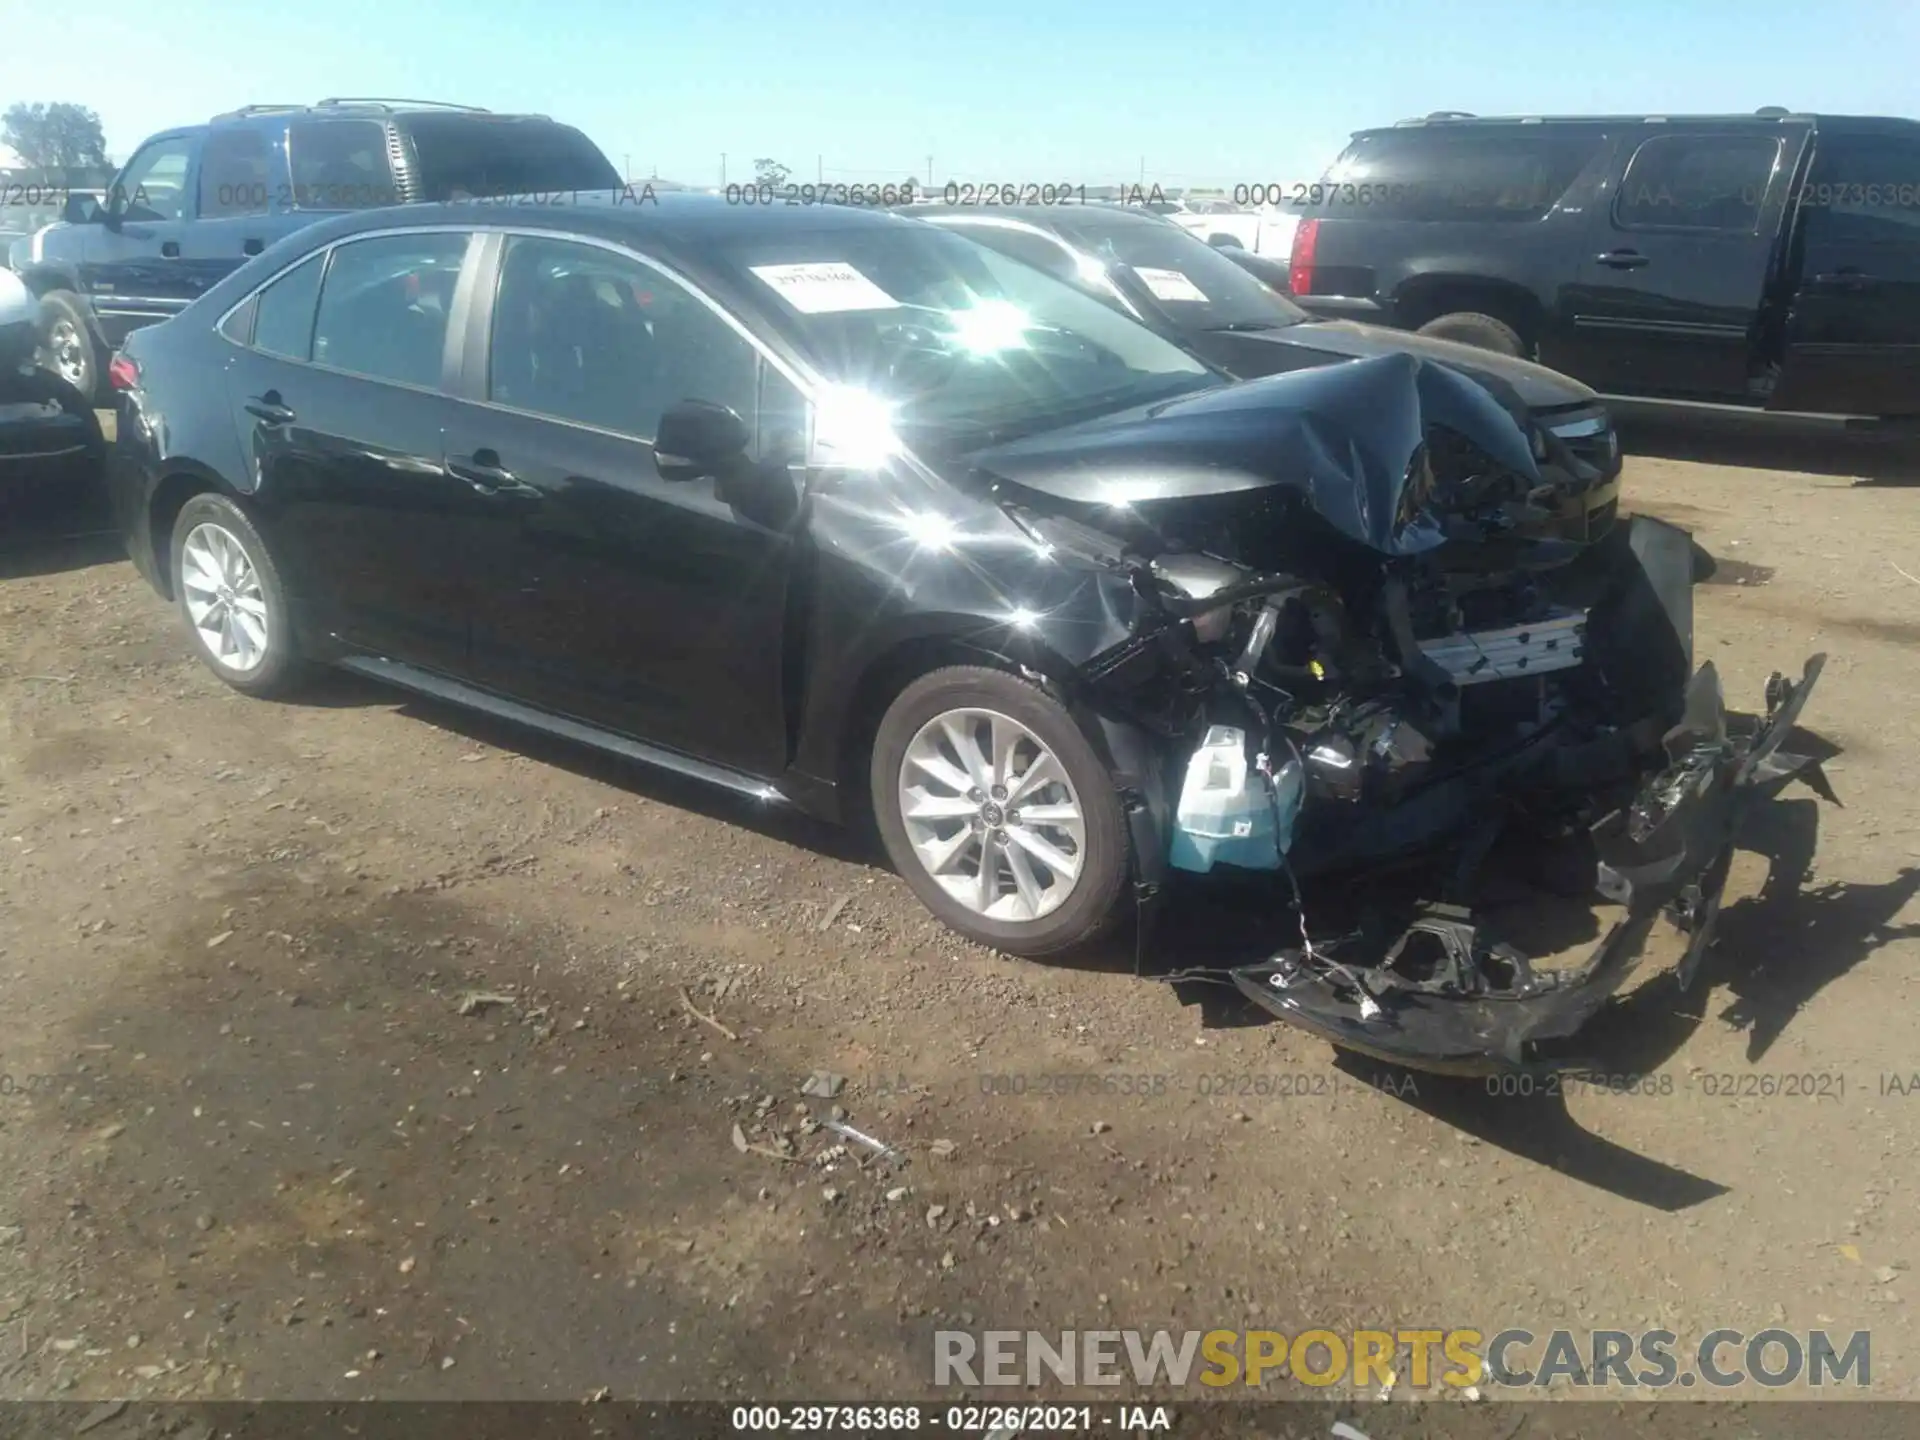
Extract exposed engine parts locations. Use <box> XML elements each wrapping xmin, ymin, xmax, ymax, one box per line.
<box><xmin>1106</xmin><ymin>509</ymin><xmax>1827</xmax><ymax>1074</ymax></box>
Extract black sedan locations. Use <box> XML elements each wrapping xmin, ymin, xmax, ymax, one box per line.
<box><xmin>106</xmin><ymin>196</ymin><xmax>1822</xmax><ymax>1072</ymax></box>
<box><xmin>909</xmin><ymin>203</ymin><xmax>1622</xmax><ymax>540</ymax></box>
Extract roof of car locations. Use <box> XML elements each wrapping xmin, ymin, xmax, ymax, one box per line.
<box><xmin>907</xmin><ymin>203</ymin><xmax>1173</xmax><ymax>235</ymax></box>
<box><xmin>309</xmin><ymin>190</ymin><xmax>931</xmax><ymax>246</ymax></box>
<box><xmin>1378</xmin><ymin>111</ymin><xmax>1920</xmax><ymax>132</ymax></box>
<box><xmin>208</xmin><ymin>99</ymin><xmax>552</xmax><ymax>126</ymax></box>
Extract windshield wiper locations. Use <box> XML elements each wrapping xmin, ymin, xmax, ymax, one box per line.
<box><xmin>1205</xmin><ymin>320</ymin><xmax>1289</xmax><ymax>333</ymax></box>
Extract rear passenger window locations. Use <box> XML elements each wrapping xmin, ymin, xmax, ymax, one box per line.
<box><xmin>488</xmin><ymin>236</ymin><xmax>760</xmax><ymax>441</ymax></box>
<box><xmin>251</xmin><ymin>253</ymin><xmax>324</xmax><ymax>360</ymax></box>
<box><xmin>199</xmin><ymin>127</ymin><xmax>276</xmax><ymax>218</ymax></box>
<box><xmin>1315</xmin><ymin>130</ymin><xmax>1607</xmax><ymax>222</ymax></box>
<box><xmin>1614</xmin><ymin>135</ymin><xmax>1780</xmax><ymax>232</ymax></box>
<box><xmin>287</xmin><ymin>119</ymin><xmax>400</xmax><ymax>209</ymax></box>
<box><xmin>312</xmin><ymin>233</ymin><xmax>469</xmax><ymax>388</ymax></box>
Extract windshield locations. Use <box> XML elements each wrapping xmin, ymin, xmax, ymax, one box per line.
<box><xmin>708</xmin><ymin>219</ymin><xmax>1219</xmax><ymax>448</ymax></box>
<box><xmin>1056</xmin><ymin>218</ymin><xmax>1310</xmax><ymax>334</ymax></box>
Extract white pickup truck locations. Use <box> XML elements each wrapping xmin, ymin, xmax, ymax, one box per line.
<box><xmin>1163</xmin><ymin>198</ymin><xmax>1300</xmax><ymax>257</ymax></box>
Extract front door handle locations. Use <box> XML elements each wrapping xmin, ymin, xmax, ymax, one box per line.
<box><xmin>1595</xmin><ymin>249</ymin><xmax>1649</xmax><ymax>270</ymax></box>
<box><xmin>448</xmin><ymin>449</ymin><xmax>538</xmax><ymax>498</ymax></box>
<box><xmin>161</xmin><ymin>240</ymin><xmax>180</xmax><ymax>258</ymax></box>
<box><xmin>244</xmin><ymin>394</ymin><xmax>295</xmax><ymax>424</ymax></box>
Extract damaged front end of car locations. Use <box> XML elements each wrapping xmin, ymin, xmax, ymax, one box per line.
<box><xmin>968</xmin><ymin>351</ymin><xmax>1830</xmax><ymax>1075</ymax></box>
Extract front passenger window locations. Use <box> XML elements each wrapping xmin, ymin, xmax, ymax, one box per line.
<box><xmin>111</xmin><ymin>138</ymin><xmax>194</xmax><ymax>223</ymax></box>
<box><xmin>489</xmin><ymin>235</ymin><xmax>761</xmax><ymax>442</ymax></box>
<box><xmin>311</xmin><ymin>232</ymin><xmax>471</xmax><ymax>388</ymax></box>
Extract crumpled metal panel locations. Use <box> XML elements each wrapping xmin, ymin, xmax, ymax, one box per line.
<box><xmin>961</xmin><ymin>351</ymin><xmax>1543</xmax><ymax>556</ymax></box>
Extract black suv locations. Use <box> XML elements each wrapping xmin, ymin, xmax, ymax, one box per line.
<box><xmin>12</xmin><ymin>99</ymin><xmax>618</xmax><ymax>401</ymax></box>
<box><xmin>1285</xmin><ymin>112</ymin><xmax>1920</xmax><ymax>420</ymax></box>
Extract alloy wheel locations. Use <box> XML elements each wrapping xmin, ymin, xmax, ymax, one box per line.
<box><xmin>46</xmin><ymin>316</ymin><xmax>88</xmax><ymax>390</ymax></box>
<box><xmin>897</xmin><ymin>706</ymin><xmax>1086</xmax><ymax>923</ymax></box>
<box><xmin>180</xmin><ymin>522</ymin><xmax>271</xmax><ymax>673</ymax></box>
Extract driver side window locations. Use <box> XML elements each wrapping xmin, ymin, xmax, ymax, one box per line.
<box><xmin>111</xmin><ymin>138</ymin><xmax>195</xmax><ymax>223</ymax></box>
<box><xmin>489</xmin><ymin>236</ymin><xmax>764</xmax><ymax>443</ymax></box>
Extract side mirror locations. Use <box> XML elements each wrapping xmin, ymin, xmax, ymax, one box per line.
<box><xmin>62</xmin><ymin>191</ymin><xmax>103</xmax><ymax>226</ymax></box>
<box><xmin>654</xmin><ymin>399</ymin><xmax>750</xmax><ymax>481</ymax></box>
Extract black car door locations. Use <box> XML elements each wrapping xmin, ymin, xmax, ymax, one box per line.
<box><xmin>1771</xmin><ymin>129</ymin><xmax>1920</xmax><ymax>418</ymax></box>
<box><xmin>226</xmin><ymin>228</ymin><xmax>487</xmax><ymax>675</ymax></box>
<box><xmin>443</xmin><ymin>232</ymin><xmax>805</xmax><ymax>776</ymax></box>
<box><xmin>1561</xmin><ymin>127</ymin><xmax>1810</xmax><ymax>401</ymax></box>
<box><xmin>84</xmin><ymin>132</ymin><xmax>202</xmax><ymax>344</ymax></box>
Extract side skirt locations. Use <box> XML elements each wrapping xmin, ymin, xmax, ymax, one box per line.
<box><xmin>335</xmin><ymin>655</ymin><xmax>792</xmax><ymax>806</ymax></box>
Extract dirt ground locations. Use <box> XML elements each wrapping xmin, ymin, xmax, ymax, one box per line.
<box><xmin>0</xmin><ymin>415</ymin><xmax>1916</xmax><ymax>1414</ymax></box>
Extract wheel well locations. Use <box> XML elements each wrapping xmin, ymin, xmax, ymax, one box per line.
<box><xmin>1394</xmin><ymin>277</ymin><xmax>1542</xmax><ymax>348</ymax></box>
<box><xmin>148</xmin><ymin>473</ymin><xmax>224</xmax><ymax>598</ymax></box>
<box><xmin>834</xmin><ymin>633</ymin><xmax>1072</xmax><ymax>830</ymax></box>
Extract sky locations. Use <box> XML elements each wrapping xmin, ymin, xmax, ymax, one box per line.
<box><xmin>6</xmin><ymin>0</ymin><xmax>1920</xmax><ymax>188</ymax></box>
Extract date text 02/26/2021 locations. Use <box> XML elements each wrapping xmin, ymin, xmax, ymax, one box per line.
<box><xmin>728</xmin><ymin>1403</ymin><xmax>1173</xmax><ymax>1432</ymax></box>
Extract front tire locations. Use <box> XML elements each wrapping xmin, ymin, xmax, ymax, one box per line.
<box><xmin>1415</xmin><ymin>310</ymin><xmax>1526</xmax><ymax>357</ymax></box>
<box><xmin>870</xmin><ymin>666</ymin><xmax>1130</xmax><ymax>957</ymax></box>
<box><xmin>170</xmin><ymin>493</ymin><xmax>306</xmax><ymax>697</ymax></box>
<box><xmin>36</xmin><ymin>291</ymin><xmax>101</xmax><ymax>403</ymax></box>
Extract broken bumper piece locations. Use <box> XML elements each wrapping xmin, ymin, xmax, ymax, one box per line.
<box><xmin>1230</xmin><ymin>655</ymin><xmax>1827</xmax><ymax>1076</ymax></box>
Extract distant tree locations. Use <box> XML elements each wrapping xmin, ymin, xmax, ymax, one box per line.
<box><xmin>2</xmin><ymin>102</ymin><xmax>109</xmax><ymax>169</ymax></box>
<box><xmin>752</xmin><ymin>157</ymin><xmax>790</xmax><ymax>188</ymax></box>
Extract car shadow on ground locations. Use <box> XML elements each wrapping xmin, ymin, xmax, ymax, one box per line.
<box><xmin>1619</xmin><ymin>413</ymin><xmax>1920</xmax><ymax>486</ymax></box>
<box><xmin>294</xmin><ymin>669</ymin><xmax>882</xmax><ymax>869</ymax></box>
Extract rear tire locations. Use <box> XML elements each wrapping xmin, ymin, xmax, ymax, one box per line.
<box><xmin>1415</xmin><ymin>310</ymin><xmax>1526</xmax><ymax>357</ymax></box>
<box><xmin>169</xmin><ymin>492</ymin><xmax>307</xmax><ymax>698</ymax></box>
<box><xmin>870</xmin><ymin>665</ymin><xmax>1130</xmax><ymax>957</ymax></box>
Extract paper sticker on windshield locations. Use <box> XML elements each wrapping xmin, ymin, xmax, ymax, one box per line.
<box><xmin>749</xmin><ymin>262</ymin><xmax>901</xmax><ymax>314</ymax></box>
<box><xmin>1134</xmin><ymin>266</ymin><xmax>1209</xmax><ymax>303</ymax></box>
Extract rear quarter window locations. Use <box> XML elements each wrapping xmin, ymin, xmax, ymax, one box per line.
<box><xmin>1311</xmin><ymin>128</ymin><xmax>1609</xmax><ymax>223</ymax></box>
<box><xmin>399</xmin><ymin>116</ymin><xmax>621</xmax><ymax>200</ymax></box>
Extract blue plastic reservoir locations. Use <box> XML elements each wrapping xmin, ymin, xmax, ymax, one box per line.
<box><xmin>1168</xmin><ymin>725</ymin><xmax>1305</xmax><ymax>873</ymax></box>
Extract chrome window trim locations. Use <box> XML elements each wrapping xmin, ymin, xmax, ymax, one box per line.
<box><xmin>217</xmin><ymin>222</ymin><xmax>821</xmax><ymax>422</ymax></box>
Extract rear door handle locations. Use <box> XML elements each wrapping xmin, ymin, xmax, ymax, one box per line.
<box><xmin>1595</xmin><ymin>249</ymin><xmax>1649</xmax><ymax>270</ymax></box>
<box><xmin>243</xmin><ymin>238</ymin><xmax>264</xmax><ymax>256</ymax></box>
<box><xmin>448</xmin><ymin>450</ymin><xmax>539</xmax><ymax>498</ymax></box>
<box><xmin>161</xmin><ymin>240</ymin><xmax>180</xmax><ymax>258</ymax></box>
<box><xmin>1813</xmin><ymin>270</ymin><xmax>1875</xmax><ymax>292</ymax></box>
<box><xmin>244</xmin><ymin>395</ymin><xmax>295</xmax><ymax>424</ymax></box>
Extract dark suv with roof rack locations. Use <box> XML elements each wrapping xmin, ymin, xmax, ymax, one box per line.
<box><xmin>1284</xmin><ymin>110</ymin><xmax>1920</xmax><ymax>421</ymax></box>
<box><xmin>12</xmin><ymin>98</ymin><xmax>619</xmax><ymax>401</ymax></box>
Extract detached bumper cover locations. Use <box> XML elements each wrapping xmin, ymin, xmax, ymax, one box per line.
<box><xmin>0</xmin><ymin>366</ymin><xmax>102</xmax><ymax>482</ymax></box>
<box><xmin>1230</xmin><ymin>655</ymin><xmax>1827</xmax><ymax>1075</ymax></box>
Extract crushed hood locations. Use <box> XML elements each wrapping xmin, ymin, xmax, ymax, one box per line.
<box><xmin>1265</xmin><ymin>320</ymin><xmax>1596</xmax><ymax>411</ymax></box>
<box><xmin>965</xmin><ymin>351</ymin><xmax>1544</xmax><ymax>557</ymax></box>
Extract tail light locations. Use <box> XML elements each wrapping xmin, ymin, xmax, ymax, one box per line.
<box><xmin>107</xmin><ymin>354</ymin><xmax>140</xmax><ymax>391</ymax></box>
<box><xmin>1288</xmin><ymin>217</ymin><xmax>1319</xmax><ymax>296</ymax></box>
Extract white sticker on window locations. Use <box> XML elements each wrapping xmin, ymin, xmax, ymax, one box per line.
<box><xmin>1133</xmin><ymin>266</ymin><xmax>1209</xmax><ymax>303</ymax></box>
<box><xmin>749</xmin><ymin>262</ymin><xmax>901</xmax><ymax>314</ymax></box>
